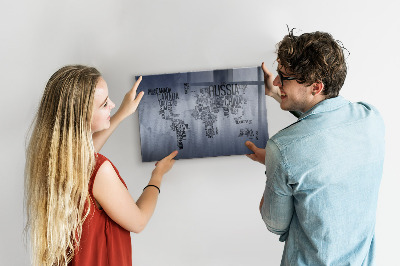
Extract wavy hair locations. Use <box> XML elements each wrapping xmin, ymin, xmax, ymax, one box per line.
<box><xmin>25</xmin><ymin>65</ymin><xmax>101</xmax><ymax>265</ymax></box>
<box><xmin>277</xmin><ymin>29</ymin><xmax>348</xmax><ymax>98</ymax></box>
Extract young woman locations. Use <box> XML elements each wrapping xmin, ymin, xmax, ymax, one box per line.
<box><xmin>25</xmin><ymin>65</ymin><xmax>177</xmax><ymax>266</ymax></box>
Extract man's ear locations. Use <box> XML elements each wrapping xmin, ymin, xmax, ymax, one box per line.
<box><xmin>312</xmin><ymin>82</ymin><xmax>324</xmax><ymax>96</ymax></box>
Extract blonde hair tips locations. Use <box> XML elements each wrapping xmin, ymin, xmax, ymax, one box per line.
<box><xmin>25</xmin><ymin>65</ymin><xmax>101</xmax><ymax>265</ymax></box>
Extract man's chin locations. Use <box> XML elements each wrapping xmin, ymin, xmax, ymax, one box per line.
<box><xmin>279</xmin><ymin>103</ymin><xmax>290</xmax><ymax>111</ymax></box>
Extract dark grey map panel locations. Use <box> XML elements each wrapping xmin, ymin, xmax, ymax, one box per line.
<box><xmin>137</xmin><ymin>66</ymin><xmax>268</xmax><ymax>162</ymax></box>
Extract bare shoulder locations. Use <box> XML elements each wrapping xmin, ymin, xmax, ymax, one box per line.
<box><xmin>96</xmin><ymin>160</ymin><xmax>117</xmax><ymax>178</ymax></box>
<box><xmin>93</xmin><ymin>160</ymin><xmax>126</xmax><ymax>198</ymax></box>
<box><xmin>91</xmin><ymin>159</ymin><xmax>139</xmax><ymax>232</ymax></box>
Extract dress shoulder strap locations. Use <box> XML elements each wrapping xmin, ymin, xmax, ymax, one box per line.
<box><xmin>88</xmin><ymin>153</ymin><xmax>108</xmax><ymax>199</ymax></box>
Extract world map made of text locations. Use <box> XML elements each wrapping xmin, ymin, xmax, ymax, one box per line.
<box><xmin>147</xmin><ymin>82</ymin><xmax>258</xmax><ymax>150</ymax></box>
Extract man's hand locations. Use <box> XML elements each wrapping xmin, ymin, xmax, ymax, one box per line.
<box><xmin>245</xmin><ymin>141</ymin><xmax>266</xmax><ymax>165</ymax></box>
<box><xmin>262</xmin><ymin>62</ymin><xmax>281</xmax><ymax>103</ymax></box>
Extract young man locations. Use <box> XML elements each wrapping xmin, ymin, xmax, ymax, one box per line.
<box><xmin>246</xmin><ymin>31</ymin><xmax>385</xmax><ymax>265</ymax></box>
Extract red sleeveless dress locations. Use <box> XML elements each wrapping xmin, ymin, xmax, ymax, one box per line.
<box><xmin>69</xmin><ymin>153</ymin><xmax>132</xmax><ymax>266</ymax></box>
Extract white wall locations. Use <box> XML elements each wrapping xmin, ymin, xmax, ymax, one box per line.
<box><xmin>1</xmin><ymin>0</ymin><xmax>399</xmax><ymax>265</ymax></box>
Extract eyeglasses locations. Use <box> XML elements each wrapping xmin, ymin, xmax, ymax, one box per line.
<box><xmin>277</xmin><ymin>70</ymin><xmax>297</xmax><ymax>86</ymax></box>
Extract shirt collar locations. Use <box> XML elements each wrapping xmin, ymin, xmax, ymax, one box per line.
<box><xmin>298</xmin><ymin>95</ymin><xmax>350</xmax><ymax>121</ymax></box>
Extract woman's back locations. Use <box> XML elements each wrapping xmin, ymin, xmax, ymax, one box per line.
<box><xmin>70</xmin><ymin>153</ymin><xmax>131</xmax><ymax>266</ymax></box>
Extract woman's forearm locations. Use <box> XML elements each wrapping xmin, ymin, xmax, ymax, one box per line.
<box><xmin>92</xmin><ymin>111</ymin><xmax>125</xmax><ymax>152</ymax></box>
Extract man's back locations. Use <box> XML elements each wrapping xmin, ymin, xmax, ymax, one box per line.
<box><xmin>261</xmin><ymin>96</ymin><xmax>385</xmax><ymax>265</ymax></box>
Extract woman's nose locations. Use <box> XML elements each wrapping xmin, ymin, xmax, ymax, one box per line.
<box><xmin>109</xmin><ymin>100</ymin><xmax>115</xmax><ymax>109</ymax></box>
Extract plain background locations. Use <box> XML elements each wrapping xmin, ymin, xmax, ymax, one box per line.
<box><xmin>1</xmin><ymin>0</ymin><xmax>399</xmax><ymax>265</ymax></box>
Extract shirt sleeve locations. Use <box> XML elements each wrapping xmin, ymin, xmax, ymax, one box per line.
<box><xmin>260</xmin><ymin>139</ymin><xmax>294</xmax><ymax>241</ymax></box>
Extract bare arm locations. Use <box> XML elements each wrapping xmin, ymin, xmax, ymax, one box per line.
<box><xmin>93</xmin><ymin>77</ymin><xmax>144</xmax><ymax>152</ymax></box>
<box><xmin>93</xmin><ymin>150</ymin><xmax>178</xmax><ymax>233</ymax></box>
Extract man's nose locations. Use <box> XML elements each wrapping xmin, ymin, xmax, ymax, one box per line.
<box><xmin>273</xmin><ymin>75</ymin><xmax>281</xmax><ymax>87</ymax></box>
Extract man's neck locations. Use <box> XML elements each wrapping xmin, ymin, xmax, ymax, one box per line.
<box><xmin>301</xmin><ymin>95</ymin><xmax>327</xmax><ymax>113</ymax></box>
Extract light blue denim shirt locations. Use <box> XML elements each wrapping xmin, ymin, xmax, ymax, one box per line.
<box><xmin>261</xmin><ymin>96</ymin><xmax>385</xmax><ymax>266</ymax></box>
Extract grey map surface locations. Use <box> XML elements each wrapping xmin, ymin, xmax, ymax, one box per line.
<box><xmin>137</xmin><ymin>66</ymin><xmax>269</xmax><ymax>162</ymax></box>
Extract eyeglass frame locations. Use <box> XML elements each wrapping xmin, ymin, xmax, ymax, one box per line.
<box><xmin>277</xmin><ymin>69</ymin><xmax>297</xmax><ymax>86</ymax></box>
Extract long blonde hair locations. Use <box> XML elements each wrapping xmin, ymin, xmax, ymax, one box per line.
<box><xmin>25</xmin><ymin>65</ymin><xmax>101</xmax><ymax>265</ymax></box>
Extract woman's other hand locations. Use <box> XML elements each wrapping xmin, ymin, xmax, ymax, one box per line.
<box><xmin>115</xmin><ymin>76</ymin><xmax>144</xmax><ymax>119</ymax></box>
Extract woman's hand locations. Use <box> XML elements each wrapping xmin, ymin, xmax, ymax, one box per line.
<box><xmin>92</xmin><ymin>77</ymin><xmax>145</xmax><ymax>152</ymax></box>
<box><xmin>115</xmin><ymin>76</ymin><xmax>144</xmax><ymax>120</ymax></box>
<box><xmin>262</xmin><ymin>62</ymin><xmax>282</xmax><ymax>103</ymax></box>
<box><xmin>152</xmin><ymin>151</ymin><xmax>178</xmax><ymax>178</ymax></box>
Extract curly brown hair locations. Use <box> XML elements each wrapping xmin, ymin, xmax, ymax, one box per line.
<box><xmin>277</xmin><ymin>30</ymin><xmax>348</xmax><ymax>98</ymax></box>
